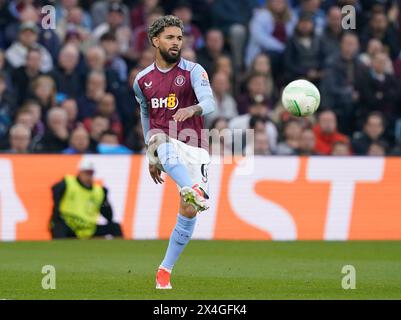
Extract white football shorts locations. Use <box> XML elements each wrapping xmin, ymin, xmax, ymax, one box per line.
<box><xmin>146</xmin><ymin>136</ymin><xmax>211</xmax><ymax>195</ymax></box>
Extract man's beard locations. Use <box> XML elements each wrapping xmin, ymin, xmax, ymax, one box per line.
<box><xmin>159</xmin><ymin>47</ymin><xmax>181</xmax><ymax>64</ymax></box>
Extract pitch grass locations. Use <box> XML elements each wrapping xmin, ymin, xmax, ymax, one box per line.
<box><xmin>0</xmin><ymin>240</ymin><xmax>400</xmax><ymax>300</ymax></box>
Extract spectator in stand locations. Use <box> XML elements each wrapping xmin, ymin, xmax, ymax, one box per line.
<box><xmin>214</xmin><ymin>54</ymin><xmax>233</xmax><ymax>77</ymax></box>
<box><xmin>331</xmin><ymin>140</ymin><xmax>351</xmax><ymax>156</ymax></box>
<box><xmin>284</xmin><ymin>11</ymin><xmax>324</xmax><ymax>84</ymax></box>
<box><xmin>243</xmin><ymin>53</ymin><xmax>274</xmax><ymax>98</ymax></box>
<box><xmin>275</xmin><ymin>119</ymin><xmax>303</xmax><ymax>155</ymax></box>
<box><xmin>126</xmin><ymin>65</ymin><xmax>141</xmax><ymax>129</ymax></box>
<box><xmin>136</xmin><ymin>47</ymin><xmax>156</xmax><ymax>69</ymax></box>
<box><xmin>313</xmin><ymin>110</ymin><xmax>349</xmax><ymax>155</ymax></box>
<box><xmin>36</xmin><ymin>13</ymin><xmax>61</xmax><ymax>63</ymax></box>
<box><xmin>85</xmin><ymin>46</ymin><xmax>120</xmax><ymax>95</ymax></box>
<box><xmin>50</xmin><ymin>44</ymin><xmax>83</xmax><ymax>99</ymax></box>
<box><xmin>125</xmin><ymin>119</ymin><xmax>146</xmax><ymax>154</ymax></box>
<box><xmin>390</xmin><ymin>140</ymin><xmax>401</xmax><ymax>155</ymax></box>
<box><xmin>77</xmin><ymin>71</ymin><xmax>107</xmax><ymax>121</ymax></box>
<box><xmin>181</xmin><ymin>47</ymin><xmax>196</xmax><ymax>62</ymax></box>
<box><xmin>11</xmin><ymin>46</ymin><xmax>42</xmax><ymax>105</ymax></box>
<box><xmin>321</xmin><ymin>6</ymin><xmax>342</xmax><ymax>58</ymax></box>
<box><xmin>352</xmin><ymin>112</ymin><xmax>387</xmax><ymax>155</ymax></box>
<box><xmin>14</xmin><ymin>108</ymin><xmax>35</xmax><ymax>135</ymax></box>
<box><xmin>63</xmin><ymin>126</ymin><xmax>91</xmax><ymax>154</ymax></box>
<box><xmin>357</xmin><ymin>52</ymin><xmax>399</xmax><ymax>131</ymax></box>
<box><xmin>29</xmin><ymin>75</ymin><xmax>57</xmax><ymax>118</ymax></box>
<box><xmin>32</xmin><ymin>107</ymin><xmax>69</xmax><ymax>153</ymax></box>
<box><xmin>84</xmin><ymin>46</ymin><xmax>107</xmax><ymax>72</ymax></box>
<box><xmin>245</xmin><ymin>0</ymin><xmax>297</xmax><ymax>75</ymax></box>
<box><xmin>130</xmin><ymin>0</ymin><xmax>160</xmax><ymax>30</ymax></box>
<box><xmin>0</xmin><ymin>72</ymin><xmax>16</xmax><ymax>144</ymax></box>
<box><xmin>5</xmin><ymin>22</ymin><xmax>53</xmax><ymax>73</ymax></box>
<box><xmin>131</xmin><ymin>7</ymin><xmax>164</xmax><ymax>61</ymax></box>
<box><xmin>61</xmin><ymin>98</ymin><xmax>78</xmax><ymax>131</ymax></box>
<box><xmin>358</xmin><ymin>0</ymin><xmax>395</xmax><ymax>17</ymax></box>
<box><xmin>211</xmin><ymin>117</ymin><xmax>231</xmax><ymax>135</ymax></box>
<box><xmin>6</xmin><ymin>124</ymin><xmax>31</xmax><ymax>153</ymax></box>
<box><xmin>367</xmin><ymin>141</ymin><xmax>387</xmax><ymax>156</ymax></box>
<box><xmin>341</xmin><ymin>0</ymin><xmax>364</xmax><ymax>17</ymax></box>
<box><xmin>7</xmin><ymin>107</ymin><xmax>35</xmax><ymax>150</ymax></box>
<box><xmin>295</xmin><ymin>0</ymin><xmax>326</xmax><ymax>36</ymax></box>
<box><xmin>196</xmin><ymin>29</ymin><xmax>226</xmax><ymax>77</ymax></box>
<box><xmin>62</xmin><ymin>26</ymin><xmax>87</xmax><ymax>61</ymax></box>
<box><xmin>359</xmin><ymin>38</ymin><xmax>393</xmax><ymax>74</ymax></box>
<box><xmin>214</xmin><ymin>55</ymin><xmax>236</xmax><ymax>93</ymax></box>
<box><xmin>83</xmin><ymin>93</ymin><xmax>123</xmax><ymax>142</ymax></box>
<box><xmin>229</xmin><ymin>102</ymin><xmax>278</xmax><ymax>153</ymax></box>
<box><xmin>249</xmin><ymin>116</ymin><xmax>273</xmax><ymax>155</ymax></box>
<box><xmin>0</xmin><ymin>51</ymin><xmax>11</xmax><ymax>88</ymax></box>
<box><xmin>97</xmin><ymin>130</ymin><xmax>132</xmax><ymax>154</ymax></box>
<box><xmin>56</xmin><ymin>5</ymin><xmax>91</xmax><ymax>47</ymax></box>
<box><xmin>247</xmin><ymin>130</ymin><xmax>271</xmax><ymax>155</ymax></box>
<box><xmin>4</xmin><ymin>4</ymin><xmax>60</xmax><ymax>63</ymax></box>
<box><xmin>296</xmin><ymin>128</ymin><xmax>318</xmax><ymax>155</ymax></box>
<box><xmin>91</xmin><ymin>0</ymin><xmax>130</xmax><ymax>29</ymax></box>
<box><xmin>87</xmin><ymin>114</ymin><xmax>110</xmax><ymax>152</ymax></box>
<box><xmin>92</xmin><ymin>3</ymin><xmax>132</xmax><ymax>60</ymax></box>
<box><xmin>320</xmin><ymin>32</ymin><xmax>365</xmax><ymax>135</ymax></box>
<box><xmin>250</xmin><ymin>115</ymin><xmax>269</xmax><ymax>134</ymax></box>
<box><xmin>205</xmin><ymin>72</ymin><xmax>238</xmax><ymax>129</ymax></box>
<box><xmin>237</xmin><ymin>73</ymin><xmax>271</xmax><ymax>115</ymax></box>
<box><xmin>172</xmin><ymin>1</ymin><xmax>204</xmax><ymax>51</ymax></box>
<box><xmin>251</xmin><ymin>117</ymin><xmax>272</xmax><ymax>156</ymax></box>
<box><xmin>211</xmin><ymin>0</ymin><xmax>256</xmax><ymax>72</ymax></box>
<box><xmin>55</xmin><ymin>0</ymin><xmax>92</xmax><ymax>31</ymax></box>
<box><xmin>100</xmin><ymin>32</ymin><xmax>128</xmax><ymax>83</ymax></box>
<box><xmin>128</xmin><ymin>67</ymin><xmax>141</xmax><ymax>90</ymax></box>
<box><xmin>208</xmin><ymin>117</ymin><xmax>233</xmax><ymax>157</ymax></box>
<box><xmin>360</xmin><ymin>10</ymin><xmax>400</xmax><ymax>60</ymax></box>
<box><xmin>21</xmin><ymin>100</ymin><xmax>45</xmax><ymax>139</ymax></box>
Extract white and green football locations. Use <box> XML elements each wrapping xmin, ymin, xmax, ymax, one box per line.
<box><xmin>281</xmin><ymin>79</ymin><xmax>320</xmax><ymax>117</ymax></box>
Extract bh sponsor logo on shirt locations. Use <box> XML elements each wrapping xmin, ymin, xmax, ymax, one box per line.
<box><xmin>151</xmin><ymin>93</ymin><xmax>179</xmax><ymax>110</ymax></box>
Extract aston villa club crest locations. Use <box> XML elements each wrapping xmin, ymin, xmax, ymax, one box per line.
<box><xmin>174</xmin><ymin>75</ymin><xmax>186</xmax><ymax>87</ymax></box>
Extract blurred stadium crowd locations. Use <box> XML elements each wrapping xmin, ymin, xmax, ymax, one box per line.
<box><xmin>1</xmin><ymin>0</ymin><xmax>401</xmax><ymax>156</ymax></box>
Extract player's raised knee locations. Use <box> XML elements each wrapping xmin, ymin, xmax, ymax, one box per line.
<box><xmin>147</xmin><ymin>133</ymin><xmax>170</xmax><ymax>163</ymax></box>
<box><xmin>149</xmin><ymin>133</ymin><xmax>169</xmax><ymax>149</ymax></box>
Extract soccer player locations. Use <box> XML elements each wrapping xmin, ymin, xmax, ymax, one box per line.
<box><xmin>133</xmin><ymin>15</ymin><xmax>216</xmax><ymax>289</ymax></box>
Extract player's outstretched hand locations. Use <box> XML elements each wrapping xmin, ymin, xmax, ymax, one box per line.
<box><xmin>149</xmin><ymin>164</ymin><xmax>164</xmax><ymax>184</ymax></box>
<box><xmin>172</xmin><ymin>106</ymin><xmax>196</xmax><ymax>122</ymax></box>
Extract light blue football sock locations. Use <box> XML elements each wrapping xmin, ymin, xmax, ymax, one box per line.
<box><xmin>157</xmin><ymin>142</ymin><xmax>193</xmax><ymax>188</ymax></box>
<box><xmin>161</xmin><ymin>214</ymin><xmax>197</xmax><ymax>271</ymax></box>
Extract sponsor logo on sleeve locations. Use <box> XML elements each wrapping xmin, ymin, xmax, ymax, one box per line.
<box><xmin>201</xmin><ymin>71</ymin><xmax>210</xmax><ymax>86</ymax></box>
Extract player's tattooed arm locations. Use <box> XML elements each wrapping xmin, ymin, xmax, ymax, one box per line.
<box><xmin>172</xmin><ymin>105</ymin><xmax>202</xmax><ymax>122</ymax></box>
<box><xmin>190</xmin><ymin>105</ymin><xmax>203</xmax><ymax>116</ymax></box>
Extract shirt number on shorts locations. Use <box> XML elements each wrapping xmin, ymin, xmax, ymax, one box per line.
<box><xmin>201</xmin><ymin>164</ymin><xmax>208</xmax><ymax>183</ymax></box>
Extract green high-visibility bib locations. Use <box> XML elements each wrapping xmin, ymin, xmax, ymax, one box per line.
<box><xmin>59</xmin><ymin>175</ymin><xmax>105</xmax><ymax>239</ymax></box>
